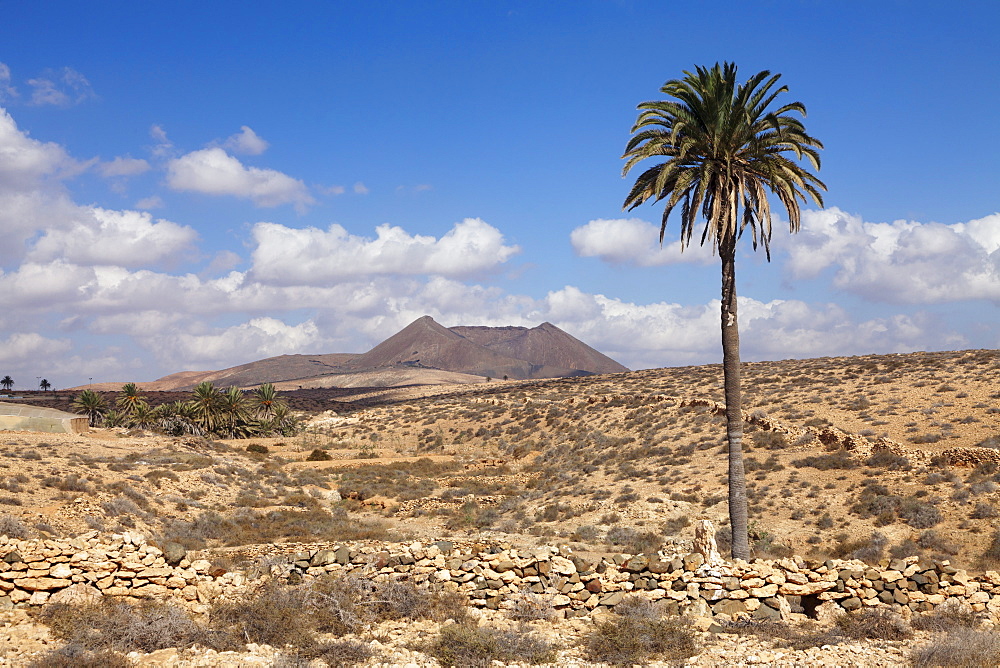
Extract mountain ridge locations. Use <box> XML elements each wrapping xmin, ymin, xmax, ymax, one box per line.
<box><xmin>124</xmin><ymin>316</ymin><xmax>628</xmax><ymax>391</ymax></box>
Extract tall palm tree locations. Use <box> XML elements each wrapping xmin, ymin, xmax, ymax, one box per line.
<box><xmin>190</xmin><ymin>381</ymin><xmax>224</xmax><ymax>434</ymax></box>
<box><xmin>116</xmin><ymin>382</ymin><xmax>144</xmax><ymax>414</ymax></box>
<box><xmin>1</xmin><ymin>376</ymin><xmax>13</xmax><ymax>392</ymax></box>
<box><xmin>39</xmin><ymin>378</ymin><xmax>51</xmax><ymax>391</ymax></box>
<box><xmin>220</xmin><ymin>386</ymin><xmax>249</xmax><ymax>437</ymax></box>
<box><xmin>622</xmin><ymin>62</ymin><xmax>824</xmax><ymax>559</ymax></box>
<box><xmin>72</xmin><ymin>389</ymin><xmax>108</xmax><ymax>427</ymax></box>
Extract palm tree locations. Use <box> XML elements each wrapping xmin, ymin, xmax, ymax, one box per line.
<box><xmin>116</xmin><ymin>382</ymin><xmax>144</xmax><ymax>414</ymax></box>
<box><xmin>71</xmin><ymin>389</ymin><xmax>108</xmax><ymax>427</ymax></box>
<box><xmin>154</xmin><ymin>400</ymin><xmax>203</xmax><ymax>437</ymax></box>
<box><xmin>39</xmin><ymin>378</ymin><xmax>51</xmax><ymax>391</ymax></box>
<box><xmin>622</xmin><ymin>62</ymin><xmax>824</xmax><ymax>559</ymax></box>
<box><xmin>220</xmin><ymin>386</ymin><xmax>249</xmax><ymax>437</ymax></box>
<box><xmin>252</xmin><ymin>383</ymin><xmax>280</xmax><ymax>420</ymax></box>
<box><xmin>129</xmin><ymin>400</ymin><xmax>156</xmax><ymax>430</ymax></box>
<box><xmin>190</xmin><ymin>381</ymin><xmax>224</xmax><ymax>434</ymax></box>
<box><xmin>1</xmin><ymin>376</ymin><xmax>12</xmax><ymax>392</ymax></box>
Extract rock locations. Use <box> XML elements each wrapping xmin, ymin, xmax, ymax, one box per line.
<box><xmin>841</xmin><ymin>597</ymin><xmax>862</xmax><ymax>611</ymax></box>
<box><xmin>160</xmin><ymin>542</ymin><xmax>186</xmax><ymax>566</ymax></box>
<box><xmin>713</xmin><ymin>599</ymin><xmax>747</xmax><ymax>617</ymax></box>
<box><xmin>15</xmin><ymin>577</ymin><xmax>72</xmax><ymax>591</ymax></box>
<box><xmin>683</xmin><ymin>552</ymin><xmax>705</xmax><ymax>571</ymax></box>
<box><xmin>49</xmin><ymin>583</ymin><xmax>102</xmax><ymax>605</ymax></box>
<box><xmin>550</xmin><ymin>556</ymin><xmax>576</xmax><ymax>576</ymax></box>
<box><xmin>693</xmin><ymin>519</ymin><xmax>723</xmax><ymax>566</ymax></box>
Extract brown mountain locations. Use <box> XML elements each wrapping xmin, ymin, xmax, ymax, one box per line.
<box><xmin>450</xmin><ymin>322</ymin><xmax>628</xmax><ymax>375</ymax></box>
<box><xmin>132</xmin><ymin>316</ymin><xmax>627</xmax><ymax>390</ymax></box>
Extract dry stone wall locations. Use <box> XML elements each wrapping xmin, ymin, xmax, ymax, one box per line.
<box><xmin>5</xmin><ymin>531</ymin><xmax>1000</xmax><ymax>623</ymax></box>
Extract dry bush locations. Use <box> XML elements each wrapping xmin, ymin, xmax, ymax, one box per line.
<box><xmin>507</xmin><ymin>593</ymin><xmax>557</xmax><ymax>622</ymax></box>
<box><xmin>719</xmin><ymin>619</ymin><xmax>833</xmax><ymax>650</ymax></box>
<box><xmin>427</xmin><ymin>622</ymin><xmax>557</xmax><ymax>667</ymax></box>
<box><xmin>0</xmin><ymin>513</ymin><xmax>29</xmax><ymax>538</ymax></box>
<box><xmin>208</xmin><ymin>574</ymin><xmax>467</xmax><ymax>653</ymax></box>
<box><xmin>27</xmin><ymin>644</ymin><xmax>129</xmax><ymax>668</ymax></box>
<box><xmin>159</xmin><ymin>505</ymin><xmax>394</xmax><ymax>550</ymax></box>
<box><xmin>912</xmin><ymin>600</ymin><xmax>979</xmax><ymax>633</ymax></box>
<box><xmin>583</xmin><ymin>596</ymin><xmax>697</xmax><ymax>665</ymax></box>
<box><xmin>34</xmin><ymin>599</ymin><xmax>203</xmax><ymax>653</ymax></box>
<box><xmin>834</xmin><ymin>606</ymin><xmax>912</xmax><ymax>641</ymax></box>
<box><xmin>911</xmin><ymin>628</ymin><xmax>1000</xmax><ymax>667</ymax></box>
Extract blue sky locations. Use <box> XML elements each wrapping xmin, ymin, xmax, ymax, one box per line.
<box><xmin>1</xmin><ymin>1</ymin><xmax>998</xmax><ymax>389</ymax></box>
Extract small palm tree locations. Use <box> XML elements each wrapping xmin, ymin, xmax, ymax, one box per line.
<box><xmin>71</xmin><ymin>389</ymin><xmax>108</xmax><ymax>427</ymax></box>
<box><xmin>1</xmin><ymin>376</ymin><xmax>13</xmax><ymax>392</ymax></box>
<box><xmin>154</xmin><ymin>401</ymin><xmax>203</xmax><ymax>437</ymax></box>
<box><xmin>622</xmin><ymin>62</ymin><xmax>824</xmax><ymax>559</ymax></box>
<box><xmin>253</xmin><ymin>383</ymin><xmax>280</xmax><ymax>420</ymax></box>
<box><xmin>190</xmin><ymin>381</ymin><xmax>224</xmax><ymax>434</ymax></box>
<box><xmin>129</xmin><ymin>400</ymin><xmax>156</xmax><ymax>430</ymax></box>
<box><xmin>39</xmin><ymin>378</ymin><xmax>51</xmax><ymax>391</ymax></box>
<box><xmin>116</xmin><ymin>382</ymin><xmax>144</xmax><ymax>414</ymax></box>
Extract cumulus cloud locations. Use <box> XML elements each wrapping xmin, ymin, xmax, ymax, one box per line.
<box><xmin>570</xmin><ymin>218</ymin><xmax>716</xmax><ymax>266</ymax></box>
<box><xmin>249</xmin><ymin>218</ymin><xmax>521</xmax><ymax>285</ymax></box>
<box><xmin>353</xmin><ymin>181</ymin><xmax>369</xmax><ymax>195</ymax></box>
<box><xmin>0</xmin><ymin>107</ymin><xmax>85</xmax><ymax>262</ymax></box>
<box><xmin>98</xmin><ymin>156</ymin><xmax>150</xmax><ymax>178</ymax></box>
<box><xmin>786</xmin><ymin>208</ymin><xmax>1000</xmax><ymax>303</ymax></box>
<box><xmin>27</xmin><ymin>207</ymin><xmax>198</xmax><ymax>267</ymax></box>
<box><xmin>27</xmin><ymin>67</ymin><xmax>95</xmax><ymax>107</ymax></box>
<box><xmin>223</xmin><ymin>125</ymin><xmax>269</xmax><ymax>155</ymax></box>
<box><xmin>166</xmin><ymin>147</ymin><xmax>314</xmax><ymax>210</ymax></box>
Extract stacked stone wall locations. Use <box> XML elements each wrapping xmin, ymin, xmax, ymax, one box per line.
<box><xmin>5</xmin><ymin>532</ymin><xmax>1000</xmax><ymax>622</ymax></box>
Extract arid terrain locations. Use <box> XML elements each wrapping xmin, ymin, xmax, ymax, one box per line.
<box><xmin>2</xmin><ymin>348</ymin><xmax>1000</xmax><ymax>665</ymax></box>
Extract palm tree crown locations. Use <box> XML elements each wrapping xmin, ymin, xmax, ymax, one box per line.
<box><xmin>1</xmin><ymin>376</ymin><xmax>13</xmax><ymax>392</ymax></box>
<box><xmin>622</xmin><ymin>62</ymin><xmax>825</xmax><ymax>560</ymax></box>
<box><xmin>623</xmin><ymin>62</ymin><xmax>824</xmax><ymax>258</ymax></box>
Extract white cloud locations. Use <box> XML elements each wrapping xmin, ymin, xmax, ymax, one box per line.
<box><xmin>27</xmin><ymin>207</ymin><xmax>198</xmax><ymax>267</ymax></box>
<box><xmin>786</xmin><ymin>208</ymin><xmax>1000</xmax><ymax>304</ymax></box>
<box><xmin>0</xmin><ymin>332</ymin><xmax>72</xmax><ymax>365</ymax></box>
<box><xmin>0</xmin><ymin>63</ymin><xmax>17</xmax><ymax>101</ymax></box>
<box><xmin>353</xmin><ymin>181</ymin><xmax>369</xmax><ymax>195</ymax></box>
<box><xmin>166</xmin><ymin>147</ymin><xmax>315</xmax><ymax>210</ymax></box>
<box><xmin>135</xmin><ymin>195</ymin><xmax>164</xmax><ymax>209</ymax></box>
<box><xmin>223</xmin><ymin>125</ymin><xmax>269</xmax><ymax>155</ymax></box>
<box><xmin>98</xmin><ymin>156</ymin><xmax>150</xmax><ymax>178</ymax></box>
<box><xmin>320</xmin><ymin>184</ymin><xmax>346</xmax><ymax>196</ymax></box>
<box><xmin>250</xmin><ymin>218</ymin><xmax>521</xmax><ymax>285</ymax></box>
<box><xmin>0</xmin><ymin>107</ymin><xmax>85</xmax><ymax>262</ymax></box>
<box><xmin>149</xmin><ymin>124</ymin><xmax>174</xmax><ymax>157</ymax></box>
<box><xmin>571</xmin><ymin>218</ymin><xmax>716</xmax><ymax>266</ymax></box>
<box><xmin>0</xmin><ymin>107</ymin><xmax>79</xmax><ymax>185</ymax></box>
<box><xmin>27</xmin><ymin>67</ymin><xmax>95</xmax><ymax>107</ymax></box>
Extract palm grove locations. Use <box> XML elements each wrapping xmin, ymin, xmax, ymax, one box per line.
<box><xmin>71</xmin><ymin>382</ymin><xmax>297</xmax><ymax>438</ymax></box>
<box><xmin>622</xmin><ymin>63</ymin><xmax>825</xmax><ymax>559</ymax></box>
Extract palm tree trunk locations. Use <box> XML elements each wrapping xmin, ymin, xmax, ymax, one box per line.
<box><xmin>721</xmin><ymin>235</ymin><xmax>750</xmax><ymax>560</ymax></box>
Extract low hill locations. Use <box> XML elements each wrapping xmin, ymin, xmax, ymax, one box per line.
<box><xmin>102</xmin><ymin>316</ymin><xmax>627</xmax><ymax>391</ymax></box>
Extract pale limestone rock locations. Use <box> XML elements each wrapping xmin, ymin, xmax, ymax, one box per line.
<box><xmin>693</xmin><ymin>519</ymin><xmax>722</xmax><ymax>566</ymax></box>
<box><xmin>49</xmin><ymin>583</ymin><xmax>102</xmax><ymax>605</ymax></box>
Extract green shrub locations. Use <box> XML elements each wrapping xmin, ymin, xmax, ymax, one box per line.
<box><xmin>246</xmin><ymin>443</ymin><xmax>269</xmax><ymax>454</ymax></box>
<box><xmin>306</xmin><ymin>448</ymin><xmax>332</xmax><ymax>461</ymax></box>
